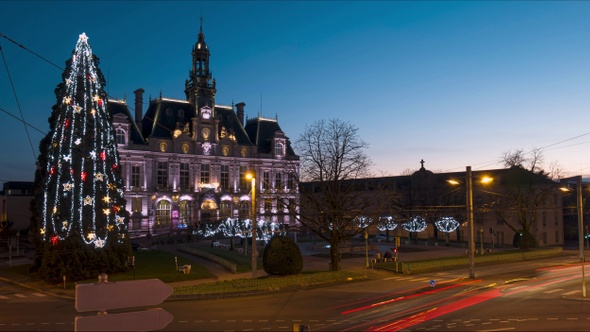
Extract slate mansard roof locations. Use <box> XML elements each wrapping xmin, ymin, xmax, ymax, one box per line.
<box><xmin>108</xmin><ymin>97</ymin><xmax>297</xmax><ymax>158</ymax></box>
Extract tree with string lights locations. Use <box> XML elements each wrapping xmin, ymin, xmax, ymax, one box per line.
<box><xmin>30</xmin><ymin>33</ymin><xmax>130</xmax><ymax>283</ymax></box>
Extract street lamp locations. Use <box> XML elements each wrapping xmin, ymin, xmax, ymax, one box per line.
<box><xmin>246</xmin><ymin>171</ymin><xmax>257</xmax><ymax>278</ymax></box>
<box><xmin>449</xmin><ymin>166</ymin><xmax>493</xmax><ymax>279</ymax></box>
<box><xmin>560</xmin><ymin>175</ymin><xmax>585</xmax><ymax>297</ymax></box>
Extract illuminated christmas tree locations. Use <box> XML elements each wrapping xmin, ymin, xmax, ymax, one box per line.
<box><xmin>32</xmin><ymin>33</ymin><xmax>129</xmax><ymax>283</ymax></box>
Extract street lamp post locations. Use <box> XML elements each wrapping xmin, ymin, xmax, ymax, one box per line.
<box><xmin>466</xmin><ymin>166</ymin><xmax>475</xmax><ymax>279</ymax></box>
<box><xmin>561</xmin><ymin>176</ymin><xmax>586</xmax><ymax>298</ymax></box>
<box><xmin>576</xmin><ymin>176</ymin><xmax>586</xmax><ymax>297</ymax></box>
<box><xmin>247</xmin><ymin>171</ymin><xmax>257</xmax><ymax>278</ymax></box>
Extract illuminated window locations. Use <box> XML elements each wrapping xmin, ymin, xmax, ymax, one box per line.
<box><xmin>220</xmin><ymin>201</ymin><xmax>231</xmax><ymax>218</ymax></box>
<box><xmin>275</xmin><ymin>142</ymin><xmax>284</xmax><ymax>156</ymax></box>
<box><xmin>131</xmin><ymin>165</ymin><xmax>141</xmax><ymax>188</ymax></box>
<box><xmin>116</xmin><ymin>129</ymin><xmax>126</xmax><ymax>145</ymax></box>
<box><xmin>157</xmin><ymin>162</ymin><xmax>168</xmax><ymax>188</ymax></box>
<box><xmin>239</xmin><ymin>201</ymin><xmax>250</xmax><ymax>219</ymax></box>
<box><xmin>156</xmin><ymin>200</ymin><xmax>171</xmax><ymax>227</ymax></box>
<box><xmin>264</xmin><ymin>199</ymin><xmax>272</xmax><ymax>212</ymax></box>
<box><xmin>131</xmin><ymin>197</ymin><xmax>142</xmax><ymax>213</ymax></box>
<box><xmin>263</xmin><ymin>172</ymin><xmax>270</xmax><ymax>190</ymax></box>
<box><xmin>179</xmin><ymin>200</ymin><xmax>191</xmax><ymax>228</ymax></box>
<box><xmin>220</xmin><ymin>165</ymin><xmax>229</xmax><ymax>190</ymax></box>
<box><xmin>200</xmin><ymin>164</ymin><xmax>210</xmax><ymax>184</ymax></box>
<box><xmin>275</xmin><ymin>173</ymin><xmax>282</xmax><ymax>190</ymax></box>
<box><xmin>239</xmin><ymin>166</ymin><xmax>250</xmax><ymax>191</ymax></box>
<box><xmin>180</xmin><ymin>163</ymin><xmax>190</xmax><ymax>189</ymax></box>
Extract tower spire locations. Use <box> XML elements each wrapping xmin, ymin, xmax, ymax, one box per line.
<box><xmin>184</xmin><ymin>18</ymin><xmax>217</xmax><ymax>111</ymax></box>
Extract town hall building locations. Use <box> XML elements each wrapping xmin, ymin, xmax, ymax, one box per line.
<box><xmin>108</xmin><ymin>22</ymin><xmax>300</xmax><ymax>235</ymax></box>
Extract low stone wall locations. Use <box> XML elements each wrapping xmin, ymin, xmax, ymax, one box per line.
<box><xmin>377</xmin><ymin>247</ymin><xmax>564</xmax><ymax>274</ymax></box>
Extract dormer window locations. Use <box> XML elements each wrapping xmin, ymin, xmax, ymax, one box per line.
<box><xmin>200</xmin><ymin>106</ymin><xmax>212</xmax><ymax>119</ymax></box>
<box><xmin>116</xmin><ymin>128</ymin><xmax>126</xmax><ymax>145</ymax></box>
<box><xmin>275</xmin><ymin>142</ymin><xmax>284</xmax><ymax>156</ymax></box>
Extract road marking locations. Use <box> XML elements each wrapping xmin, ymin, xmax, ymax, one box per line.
<box><xmin>0</xmin><ymin>295</ymin><xmax>8</xmax><ymax>300</ymax></box>
<box><xmin>563</xmin><ymin>290</ymin><xmax>580</xmax><ymax>296</ymax></box>
<box><xmin>14</xmin><ymin>294</ymin><xmax>26</xmax><ymax>298</ymax></box>
<box><xmin>543</xmin><ymin>289</ymin><xmax>563</xmax><ymax>294</ymax></box>
<box><xmin>410</xmin><ymin>277</ymin><xmax>430</xmax><ymax>282</ymax></box>
<box><xmin>32</xmin><ymin>293</ymin><xmax>46</xmax><ymax>297</ymax></box>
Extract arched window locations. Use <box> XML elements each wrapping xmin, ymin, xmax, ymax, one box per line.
<box><xmin>220</xmin><ymin>201</ymin><xmax>231</xmax><ymax>218</ymax></box>
<box><xmin>179</xmin><ymin>200</ymin><xmax>191</xmax><ymax>228</ymax></box>
<box><xmin>239</xmin><ymin>201</ymin><xmax>250</xmax><ymax>219</ymax></box>
<box><xmin>116</xmin><ymin>128</ymin><xmax>126</xmax><ymax>145</ymax></box>
<box><xmin>155</xmin><ymin>200</ymin><xmax>171</xmax><ymax>228</ymax></box>
<box><xmin>275</xmin><ymin>142</ymin><xmax>284</xmax><ymax>156</ymax></box>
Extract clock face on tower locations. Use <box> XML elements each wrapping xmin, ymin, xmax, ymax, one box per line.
<box><xmin>201</xmin><ymin>127</ymin><xmax>210</xmax><ymax>140</ymax></box>
<box><xmin>222</xmin><ymin>146</ymin><xmax>229</xmax><ymax>156</ymax></box>
<box><xmin>241</xmin><ymin>147</ymin><xmax>247</xmax><ymax>157</ymax></box>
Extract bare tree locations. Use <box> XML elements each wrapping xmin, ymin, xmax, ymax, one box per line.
<box><xmin>294</xmin><ymin>119</ymin><xmax>385</xmax><ymax>271</ymax></box>
<box><xmin>500</xmin><ymin>147</ymin><xmax>544</xmax><ymax>173</ymax></box>
<box><xmin>497</xmin><ymin>149</ymin><xmax>560</xmax><ymax>250</ymax></box>
<box><xmin>500</xmin><ymin>149</ymin><xmax>527</xmax><ymax>168</ymax></box>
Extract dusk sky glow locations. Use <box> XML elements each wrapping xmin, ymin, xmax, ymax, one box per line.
<box><xmin>3</xmin><ymin>1</ymin><xmax>590</xmax><ymax>187</ymax></box>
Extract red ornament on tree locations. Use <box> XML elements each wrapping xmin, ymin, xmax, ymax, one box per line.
<box><xmin>98</xmin><ymin>99</ymin><xmax>103</xmax><ymax>106</ymax></box>
<box><xmin>81</xmin><ymin>171</ymin><xmax>87</xmax><ymax>181</ymax></box>
<box><xmin>100</xmin><ymin>151</ymin><xmax>106</xmax><ymax>161</ymax></box>
<box><xmin>51</xmin><ymin>236</ymin><xmax>59</xmax><ymax>246</ymax></box>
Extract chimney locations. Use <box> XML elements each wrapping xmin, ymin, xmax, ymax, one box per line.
<box><xmin>134</xmin><ymin>88</ymin><xmax>144</xmax><ymax>132</ymax></box>
<box><xmin>236</xmin><ymin>102</ymin><xmax>245</xmax><ymax>126</ymax></box>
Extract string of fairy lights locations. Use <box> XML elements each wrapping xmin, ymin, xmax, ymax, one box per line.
<box><xmin>40</xmin><ymin>33</ymin><xmax>127</xmax><ymax>248</ymax></box>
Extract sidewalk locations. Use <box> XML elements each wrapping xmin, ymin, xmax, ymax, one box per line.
<box><xmin>0</xmin><ymin>241</ymin><xmax>494</xmax><ymax>301</ymax></box>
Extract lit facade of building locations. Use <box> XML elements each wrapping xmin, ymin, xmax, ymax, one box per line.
<box><xmin>108</xmin><ymin>23</ymin><xmax>300</xmax><ymax>235</ymax></box>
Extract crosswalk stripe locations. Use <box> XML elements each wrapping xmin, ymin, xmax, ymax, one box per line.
<box><xmin>32</xmin><ymin>293</ymin><xmax>46</xmax><ymax>297</ymax></box>
<box><xmin>0</xmin><ymin>295</ymin><xmax>8</xmax><ymax>300</ymax></box>
<box><xmin>14</xmin><ymin>294</ymin><xmax>27</xmax><ymax>298</ymax></box>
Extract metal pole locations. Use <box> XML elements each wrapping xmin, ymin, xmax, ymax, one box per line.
<box><xmin>251</xmin><ymin>173</ymin><xmax>257</xmax><ymax>278</ymax></box>
<box><xmin>364</xmin><ymin>230</ymin><xmax>369</xmax><ymax>268</ymax></box>
<box><xmin>467</xmin><ymin>166</ymin><xmax>475</xmax><ymax>279</ymax></box>
<box><xmin>577</xmin><ymin>175</ymin><xmax>586</xmax><ymax>297</ymax></box>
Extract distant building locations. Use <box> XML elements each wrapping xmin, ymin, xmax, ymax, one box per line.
<box><xmin>0</xmin><ymin>181</ymin><xmax>34</xmax><ymax>233</ymax></box>
<box><xmin>302</xmin><ymin>164</ymin><xmax>568</xmax><ymax>248</ymax></box>
<box><xmin>107</xmin><ymin>22</ymin><xmax>300</xmax><ymax>235</ymax></box>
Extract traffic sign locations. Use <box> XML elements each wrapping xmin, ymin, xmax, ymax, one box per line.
<box><xmin>75</xmin><ymin>278</ymin><xmax>173</xmax><ymax>312</ymax></box>
<box><xmin>75</xmin><ymin>308</ymin><xmax>173</xmax><ymax>331</ymax></box>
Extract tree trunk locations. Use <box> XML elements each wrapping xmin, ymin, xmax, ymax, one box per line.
<box><xmin>329</xmin><ymin>240</ymin><xmax>340</xmax><ymax>271</ymax></box>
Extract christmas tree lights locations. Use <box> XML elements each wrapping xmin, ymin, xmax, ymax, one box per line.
<box><xmin>39</xmin><ymin>33</ymin><xmax>127</xmax><ymax>248</ymax></box>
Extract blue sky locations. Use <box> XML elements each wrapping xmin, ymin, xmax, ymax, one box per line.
<box><xmin>2</xmin><ymin>1</ymin><xmax>590</xmax><ymax>188</ymax></box>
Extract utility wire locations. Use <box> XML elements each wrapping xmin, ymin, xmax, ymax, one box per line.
<box><xmin>0</xmin><ymin>107</ymin><xmax>46</xmax><ymax>135</ymax></box>
<box><xmin>0</xmin><ymin>42</ymin><xmax>37</xmax><ymax>160</ymax></box>
<box><xmin>0</xmin><ymin>32</ymin><xmax>63</xmax><ymax>71</ymax></box>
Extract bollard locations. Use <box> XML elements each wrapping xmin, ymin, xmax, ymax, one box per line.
<box><xmin>98</xmin><ymin>273</ymin><xmax>108</xmax><ymax>283</ymax></box>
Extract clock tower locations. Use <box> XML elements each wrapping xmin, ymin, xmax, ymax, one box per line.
<box><xmin>185</xmin><ymin>18</ymin><xmax>217</xmax><ymax>116</ymax></box>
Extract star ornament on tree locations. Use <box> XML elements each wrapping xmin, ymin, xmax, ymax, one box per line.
<box><xmin>94</xmin><ymin>239</ymin><xmax>105</xmax><ymax>248</ymax></box>
<box><xmin>78</xmin><ymin>32</ymin><xmax>88</xmax><ymax>43</ymax></box>
<box><xmin>83</xmin><ymin>195</ymin><xmax>93</xmax><ymax>206</ymax></box>
<box><xmin>63</xmin><ymin>182</ymin><xmax>73</xmax><ymax>191</ymax></box>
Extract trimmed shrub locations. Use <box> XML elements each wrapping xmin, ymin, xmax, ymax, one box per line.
<box><xmin>262</xmin><ymin>235</ymin><xmax>303</xmax><ymax>276</ymax></box>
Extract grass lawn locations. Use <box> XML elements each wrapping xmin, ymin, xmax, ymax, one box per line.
<box><xmin>3</xmin><ymin>249</ymin><xmax>214</xmax><ymax>286</ymax></box>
